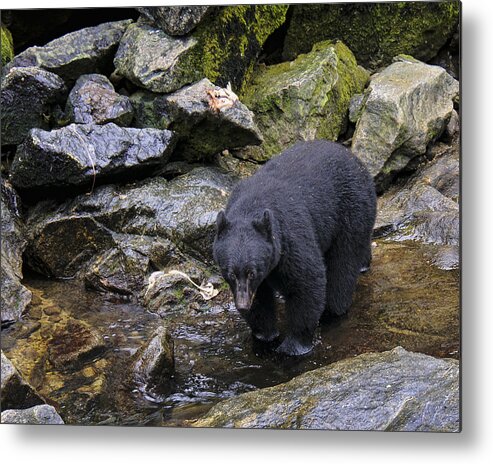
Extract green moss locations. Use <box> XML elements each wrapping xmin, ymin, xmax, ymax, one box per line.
<box><xmin>1</xmin><ymin>26</ymin><xmax>14</xmax><ymax>66</ymax></box>
<box><xmin>284</xmin><ymin>2</ymin><xmax>460</xmax><ymax>70</ymax></box>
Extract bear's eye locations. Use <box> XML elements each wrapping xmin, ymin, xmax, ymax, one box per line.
<box><xmin>247</xmin><ymin>270</ymin><xmax>255</xmax><ymax>280</ymax></box>
<box><xmin>228</xmin><ymin>271</ymin><xmax>236</xmax><ymax>282</ymax></box>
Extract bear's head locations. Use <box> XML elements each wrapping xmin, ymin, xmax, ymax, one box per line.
<box><xmin>213</xmin><ymin>209</ymin><xmax>280</xmax><ymax>312</ymax></box>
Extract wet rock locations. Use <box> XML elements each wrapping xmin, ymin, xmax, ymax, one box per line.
<box><xmin>133</xmin><ymin>325</ymin><xmax>174</xmax><ymax>389</ymax></box>
<box><xmin>1</xmin><ymin>404</ymin><xmax>64</xmax><ymax>424</ymax></box>
<box><xmin>10</xmin><ymin>123</ymin><xmax>175</xmax><ymax>192</ymax></box>
<box><xmin>7</xmin><ymin>20</ymin><xmax>132</xmax><ymax>84</ymax></box>
<box><xmin>241</xmin><ymin>41</ymin><xmax>369</xmax><ymax>160</ymax></box>
<box><xmin>137</xmin><ymin>6</ymin><xmax>211</xmax><ymax>36</ymax></box>
<box><xmin>26</xmin><ymin>167</ymin><xmax>234</xmax><ymax>280</ymax></box>
<box><xmin>158</xmin><ymin>78</ymin><xmax>262</xmax><ymax>161</ymax></box>
<box><xmin>352</xmin><ymin>57</ymin><xmax>459</xmax><ymax>191</ymax></box>
<box><xmin>84</xmin><ymin>235</ymin><xmax>181</xmax><ymax>295</ymax></box>
<box><xmin>193</xmin><ymin>347</ymin><xmax>459</xmax><ymax>431</ymax></box>
<box><xmin>1</xmin><ymin>66</ymin><xmax>67</xmax><ymax>146</ymax></box>
<box><xmin>1</xmin><ymin>351</ymin><xmax>44</xmax><ymax>411</ymax></box>
<box><xmin>375</xmin><ymin>139</ymin><xmax>459</xmax><ymax>269</ymax></box>
<box><xmin>1</xmin><ymin>181</ymin><xmax>32</xmax><ymax>326</ymax></box>
<box><xmin>283</xmin><ymin>3</ymin><xmax>460</xmax><ymax>71</ymax></box>
<box><xmin>66</xmin><ymin>74</ymin><xmax>133</xmax><ymax>126</ymax></box>
<box><xmin>47</xmin><ymin>319</ymin><xmax>106</xmax><ymax>371</ymax></box>
<box><xmin>115</xmin><ymin>5</ymin><xmax>288</xmax><ymax>93</ymax></box>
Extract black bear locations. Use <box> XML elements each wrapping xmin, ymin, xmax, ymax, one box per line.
<box><xmin>213</xmin><ymin>140</ymin><xmax>377</xmax><ymax>356</ymax></box>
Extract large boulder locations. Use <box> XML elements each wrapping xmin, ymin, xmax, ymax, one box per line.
<box><xmin>1</xmin><ymin>405</ymin><xmax>64</xmax><ymax>425</ymax></box>
<box><xmin>25</xmin><ymin>167</ymin><xmax>235</xmax><ymax>280</ymax></box>
<box><xmin>131</xmin><ymin>78</ymin><xmax>262</xmax><ymax>161</ymax></box>
<box><xmin>1</xmin><ymin>66</ymin><xmax>66</xmax><ymax>146</ymax></box>
<box><xmin>10</xmin><ymin>123</ymin><xmax>176</xmax><ymax>192</ymax></box>
<box><xmin>65</xmin><ymin>74</ymin><xmax>133</xmax><ymax>126</ymax></box>
<box><xmin>1</xmin><ymin>351</ymin><xmax>44</xmax><ymax>411</ymax></box>
<box><xmin>1</xmin><ymin>181</ymin><xmax>32</xmax><ymax>326</ymax></box>
<box><xmin>115</xmin><ymin>5</ymin><xmax>288</xmax><ymax>93</ymax></box>
<box><xmin>240</xmin><ymin>41</ymin><xmax>369</xmax><ymax>160</ymax></box>
<box><xmin>283</xmin><ymin>2</ymin><xmax>460</xmax><ymax>71</ymax></box>
<box><xmin>351</xmin><ymin>56</ymin><xmax>459</xmax><ymax>191</ymax></box>
<box><xmin>137</xmin><ymin>6</ymin><xmax>211</xmax><ymax>36</ymax></box>
<box><xmin>375</xmin><ymin>138</ymin><xmax>459</xmax><ymax>269</ymax></box>
<box><xmin>193</xmin><ymin>347</ymin><xmax>459</xmax><ymax>431</ymax></box>
<box><xmin>6</xmin><ymin>20</ymin><xmax>132</xmax><ymax>84</ymax></box>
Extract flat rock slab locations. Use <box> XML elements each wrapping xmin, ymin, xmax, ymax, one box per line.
<box><xmin>1</xmin><ymin>405</ymin><xmax>64</xmax><ymax>424</ymax></box>
<box><xmin>1</xmin><ymin>66</ymin><xmax>66</xmax><ymax>145</ymax></box>
<box><xmin>242</xmin><ymin>41</ymin><xmax>369</xmax><ymax>160</ymax></box>
<box><xmin>66</xmin><ymin>73</ymin><xmax>133</xmax><ymax>126</ymax></box>
<box><xmin>10</xmin><ymin>123</ymin><xmax>175</xmax><ymax>192</ymax></box>
<box><xmin>351</xmin><ymin>56</ymin><xmax>459</xmax><ymax>191</ymax></box>
<box><xmin>7</xmin><ymin>20</ymin><xmax>132</xmax><ymax>84</ymax></box>
<box><xmin>193</xmin><ymin>347</ymin><xmax>459</xmax><ymax>431</ymax></box>
<box><xmin>1</xmin><ymin>351</ymin><xmax>44</xmax><ymax>411</ymax></box>
<box><xmin>1</xmin><ymin>181</ymin><xmax>32</xmax><ymax>326</ymax></box>
<box><xmin>137</xmin><ymin>6</ymin><xmax>211</xmax><ymax>36</ymax></box>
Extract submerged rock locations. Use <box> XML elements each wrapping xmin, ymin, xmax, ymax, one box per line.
<box><xmin>1</xmin><ymin>66</ymin><xmax>67</xmax><ymax>146</ymax></box>
<box><xmin>1</xmin><ymin>351</ymin><xmax>44</xmax><ymax>411</ymax></box>
<box><xmin>7</xmin><ymin>20</ymin><xmax>133</xmax><ymax>84</ymax></box>
<box><xmin>66</xmin><ymin>74</ymin><xmax>133</xmax><ymax>126</ymax></box>
<box><xmin>193</xmin><ymin>347</ymin><xmax>459</xmax><ymax>431</ymax></box>
<box><xmin>1</xmin><ymin>404</ymin><xmax>65</xmax><ymax>425</ymax></box>
<box><xmin>115</xmin><ymin>5</ymin><xmax>288</xmax><ymax>93</ymax></box>
<box><xmin>137</xmin><ymin>6</ymin><xmax>211</xmax><ymax>36</ymax></box>
<box><xmin>351</xmin><ymin>57</ymin><xmax>459</xmax><ymax>191</ymax></box>
<box><xmin>1</xmin><ymin>181</ymin><xmax>32</xmax><ymax>326</ymax></box>
<box><xmin>25</xmin><ymin>167</ymin><xmax>234</xmax><ymax>281</ymax></box>
<box><xmin>283</xmin><ymin>2</ymin><xmax>460</xmax><ymax>71</ymax></box>
<box><xmin>10</xmin><ymin>123</ymin><xmax>175</xmax><ymax>192</ymax></box>
<box><xmin>375</xmin><ymin>139</ymin><xmax>459</xmax><ymax>269</ymax></box>
<box><xmin>241</xmin><ymin>41</ymin><xmax>369</xmax><ymax>160</ymax></box>
<box><xmin>133</xmin><ymin>325</ymin><xmax>174</xmax><ymax>389</ymax></box>
<box><xmin>134</xmin><ymin>78</ymin><xmax>262</xmax><ymax>161</ymax></box>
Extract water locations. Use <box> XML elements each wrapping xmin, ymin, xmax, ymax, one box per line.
<box><xmin>1</xmin><ymin>239</ymin><xmax>459</xmax><ymax>426</ymax></box>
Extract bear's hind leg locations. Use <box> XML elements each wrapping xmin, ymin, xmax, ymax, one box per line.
<box><xmin>243</xmin><ymin>282</ymin><xmax>279</xmax><ymax>342</ymax></box>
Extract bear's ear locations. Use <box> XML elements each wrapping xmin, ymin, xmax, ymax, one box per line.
<box><xmin>216</xmin><ymin>210</ymin><xmax>228</xmax><ymax>235</ymax></box>
<box><xmin>253</xmin><ymin>209</ymin><xmax>273</xmax><ymax>240</ymax></box>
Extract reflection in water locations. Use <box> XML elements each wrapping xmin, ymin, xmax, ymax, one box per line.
<box><xmin>1</xmin><ymin>240</ymin><xmax>459</xmax><ymax>426</ymax></box>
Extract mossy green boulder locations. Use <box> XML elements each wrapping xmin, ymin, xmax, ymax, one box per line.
<box><xmin>1</xmin><ymin>26</ymin><xmax>14</xmax><ymax>66</ymax></box>
<box><xmin>114</xmin><ymin>5</ymin><xmax>288</xmax><ymax>94</ymax></box>
<box><xmin>240</xmin><ymin>41</ymin><xmax>369</xmax><ymax>161</ymax></box>
<box><xmin>283</xmin><ymin>2</ymin><xmax>460</xmax><ymax>71</ymax></box>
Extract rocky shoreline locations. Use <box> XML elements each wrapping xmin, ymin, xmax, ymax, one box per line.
<box><xmin>1</xmin><ymin>4</ymin><xmax>460</xmax><ymax>430</ymax></box>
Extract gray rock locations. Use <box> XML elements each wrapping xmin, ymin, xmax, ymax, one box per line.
<box><xmin>1</xmin><ymin>405</ymin><xmax>64</xmax><ymax>424</ymax></box>
<box><xmin>10</xmin><ymin>123</ymin><xmax>176</xmax><ymax>192</ymax></box>
<box><xmin>114</xmin><ymin>21</ymin><xmax>199</xmax><ymax>94</ymax></box>
<box><xmin>1</xmin><ymin>181</ymin><xmax>32</xmax><ymax>326</ymax></box>
<box><xmin>66</xmin><ymin>74</ymin><xmax>133</xmax><ymax>126</ymax></box>
<box><xmin>133</xmin><ymin>325</ymin><xmax>174</xmax><ymax>389</ymax></box>
<box><xmin>7</xmin><ymin>20</ymin><xmax>133</xmax><ymax>84</ymax></box>
<box><xmin>137</xmin><ymin>6</ymin><xmax>211</xmax><ymax>36</ymax></box>
<box><xmin>352</xmin><ymin>57</ymin><xmax>459</xmax><ymax>191</ymax></box>
<box><xmin>1</xmin><ymin>66</ymin><xmax>66</xmax><ymax>145</ymax></box>
<box><xmin>25</xmin><ymin>167</ymin><xmax>235</xmax><ymax>281</ymax></box>
<box><xmin>241</xmin><ymin>41</ymin><xmax>369</xmax><ymax>161</ymax></box>
<box><xmin>1</xmin><ymin>351</ymin><xmax>44</xmax><ymax>411</ymax></box>
<box><xmin>193</xmin><ymin>347</ymin><xmax>459</xmax><ymax>431</ymax></box>
<box><xmin>156</xmin><ymin>78</ymin><xmax>262</xmax><ymax>161</ymax></box>
<box><xmin>375</xmin><ymin>139</ymin><xmax>459</xmax><ymax>269</ymax></box>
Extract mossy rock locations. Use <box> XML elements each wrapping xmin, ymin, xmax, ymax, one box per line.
<box><xmin>115</xmin><ymin>5</ymin><xmax>288</xmax><ymax>94</ymax></box>
<box><xmin>283</xmin><ymin>2</ymin><xmax>460</xmax><ymax>71</ymax></box>
<box><xmin>1</xmin><ymin>26</ymin><xmax>14</xmax><ymax>66</ymax></box>
<box><xmin>241</xmin><ymin>40</ymin><xmax>369</xmax><ymax>160</ymax></box>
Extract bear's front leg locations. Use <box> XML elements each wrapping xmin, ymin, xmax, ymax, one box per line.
<box><xmin>276</xmin><ymin>256</ymin><xmax>327</xmax><ymax>356</ymax></box>
<box><xmin>241</xmin><ymin>281</ymin><xmax>279</xmax><ymax>342</ymax></box>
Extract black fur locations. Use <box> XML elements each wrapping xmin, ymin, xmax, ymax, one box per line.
<box><xmin>213</xmin><ymin>140</ymin><xmax>377</xmax><ymax>356</ymax></box>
